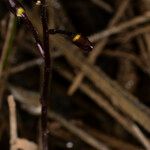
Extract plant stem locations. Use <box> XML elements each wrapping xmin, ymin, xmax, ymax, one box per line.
<box><xmin>22</xmin><ymin>15</ymin><xmax>44</xmax><ymax>58</ymax></box>
<box><xmin>40</xmin><ymin>0</ymin><xmax>51</xmax><ymax>150</ymax></box>
<box><xmin>0</xmin><ymin>14</ymin><xmax>16</xmax><ymax>78</ymax></box>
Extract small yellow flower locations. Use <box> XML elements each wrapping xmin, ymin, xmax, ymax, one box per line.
<box><xmin>72</xmin><ymin>34</ymin><xmax>81</xmax><ymax>42</ymax></box>
<box><xmin>16</xmin><ymin>7</ymin><xmax>25</xmax><ymax>17</ymax></box>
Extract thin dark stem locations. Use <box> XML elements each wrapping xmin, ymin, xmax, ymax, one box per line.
<box><xmin>40</xmin><ymin>0</ymin><xmax>51</xmax><ymax>150</ymax></box>
<box><xmin>23</xmin><ymin>15</ymin><xmax>44</xmax><ymax>58</ymax></box>
<box><xmin>48</xmin><ymin>29</ymin><xmax>74</xmax><ymax>36</ymax></box>
<box><xmin>7</xmin><ymin>0</ymin><xmax>44</xmax><ymax>58</ymax></box>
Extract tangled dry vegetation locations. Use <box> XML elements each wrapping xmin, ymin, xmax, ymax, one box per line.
<box><xmin>0</xmin><ymin>0</ymin><xmax>150</xmax><ymax>149</ymax></box>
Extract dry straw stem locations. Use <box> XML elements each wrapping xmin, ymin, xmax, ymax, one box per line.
<box><xmin>89</xmin><ymin>11</ymin><xmax>150</xmax><ymax>42</ymax></box>
<box><xmin>7</xmin><ymin>95</ymin><xmax>18</xmax><ymax>150</ymax></box>
<box><xmin>51</xmin><ymin>35</ymin><xmax>150</xmax><ymax>133</ymax></box>
<box><xmin>116</xmin><ymin>25</ymin><xmax>150</xmax><ymax>43</ymax></box>
<box><xmin>9</xmin><ymin>84</ymin><xmax>41</xmax><ymax>115</ymax></box>
<box><xmin>6</xmin><ymin>58</ymin><xmax>43</xmax><ymax>75</ymax></box>
<box><xmin>90</xmin><ymin>0</ymin><xmax>113</xmax><ymax>13</ymax></box>
<box><xmin>124</xmin><ymin>2</ymin><xmax>150</xmax><ymax>75</ymax></box>
<box><xmin>137</xmin><ymin>0</ymin><xmax>150</xmax><ymax>68</ymax></box>
<box><xmin>0</xmin><ymin>14</ymin><xmax>15</xmax><ymax>77</ymax></box>
<box><xmin>132</xmin><ymin>125</ymin><xmax>150</xmax><ymax>150</ymax></box>
<box><xmin>57</xmin><ymin>67</ymin><xmax>150</xmax><ymax>149</ymax></box>
<box><xmin>0</xmin><ymin>14</ymin><xmax>15</xmax><ymax>108</ymax></box>
<box><xmin>87</xmin><ymin>128</ymin><xmax>144</xmax><ymax>150</ymax></box>
<box><xmin>68</xmin><ymin>0</ymin><xmax>130</xmax><ymax>95</ymax></box>
<box><xmin>48</xmin><ymin>111</ymin><xmax>110</xmax><ymax>150</ymax></box>
<box><xmin>136</xmin><ymin>37</ymin><xmax>150</xmax><ymax>73</ymax></box>
<box><xmin>101</xmin><ymin>50</ymin><xmax>150</xmax><ymax>75</ymax></box>
<box><xmin>13</xmin><ymin>138</ymin><xmax>38</xmax><ymax>150</ymax></box>
<box><xmin>49</xmin><ymin>125</ymin><xmax>143</xmax><ymax>150</ymax></box>
<box><xmin>7</xmin><ymin>95</ymin><xmax>38</xmax><ymax>150</ymax></box>
<box><xmin>2</xmin><ymin>49</ymin><xmax>62</xmax><ymax>77</ymax></box>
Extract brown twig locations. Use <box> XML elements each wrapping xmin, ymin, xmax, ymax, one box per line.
<box><xmin>7</xmin><ymin>95</ymin><xmax>18</xmax><ymax>150</ymax></box>
<box><xmin>116</xmin><ymin>25</ymin><xmax>150</xmax><ymax>43</ymax></box>
<box><xmin>6</xmin><ymin>58</ymin><xmax>43</xmax><ymax>75</ymax></box>
<box><xmin>0</xmin><ymin>14</ymin><xmax>16</xmax><ymax>108</ymax></box>
<box><xmin>49</xmin><ymin>124</ymin><xmax>144</xmax><ymax>150</ymax></box>
<box><xmin>87</xmin><ymin>128</ymin><xmax>144</xmax><ymax>150</ymax></box>
<box><xmin>136</xmin><ymin>36</ymin><xmax>150</xmax><ymax>75</ymax></box>
<box><xmin>102</xmin><ymin>50</ymin><xmax>150</xmax><ymax>74</ymax></box>
<box><xmin>7</xmin><ymin>95</ymin><xmax>38</xmax><ymax>150</ymax></box>
<box><xmin>136</xmin><ymin>0</ymin><xmax>150</xmax><ymax>71</ymax></box>
<box><xmin>48</xmin><ymin>111</ymin><xmax>110</xmax><ymax>150</ymax></box>
<box><xmin>0</xmin><ymin>14</ymin><xmax>15</xmax><ymax>77</ymax></box>
<box><xmin>132</xmin><ymin>125</ymin><xmax>150</xmax><ymax>150</ymax></box>
<box><xmin>89</xmin><ymin>11</ymin><xmax>150</xmax><ymax>42</ymax></box>
<box><xmin>90</xmin><ymin>0</ymin><xmax>113</xmax><ymax>13</ymax></box>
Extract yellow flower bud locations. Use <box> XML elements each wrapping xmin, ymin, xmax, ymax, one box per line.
<box><xmin>16</xmin><ymin>7</ymin><xmax>25</xmax><ymax>17</ymax></box>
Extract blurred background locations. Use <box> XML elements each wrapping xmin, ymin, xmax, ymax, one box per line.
<box><xmin>0</xmin><ymin>0</ymin><xmax>150</xmax><ymax>149</ymax></box>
